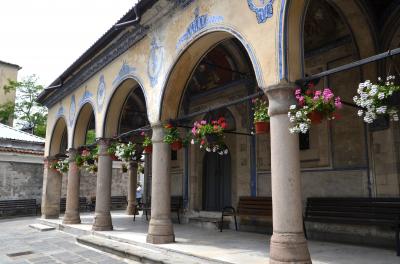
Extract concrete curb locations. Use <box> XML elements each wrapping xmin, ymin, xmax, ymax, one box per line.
<box><xmin>38</xmin><ymin>218</ymin><xmax>232</xmax><ymax>264</ymax></box>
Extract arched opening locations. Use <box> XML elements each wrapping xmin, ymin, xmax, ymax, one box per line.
<box><xmin>161</xmin><ymin>32</ymin><xmax>265</xmax><ymax>226</ymax></box>
<box><xmin>49</xmin><ymin>117</ymin><xmax>68</xmax><ymax>156</ymax></box>
<box><xmin>73</xmin><ymin>103</ymin><xmax>96</xmax><ymax>148</ymax></box>
<box><xmin>103</xmin><ymin>78</ymin><xmax>149</xmax><ymax>214</ymax></box>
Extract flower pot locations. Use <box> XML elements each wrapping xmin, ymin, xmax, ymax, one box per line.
<box><xmin>171</xmin><ymin>140</ymin><xmax>183</xmax><ymax>151</ymax></box>
<box><xmin>206</xmin><ymin>133</ymin><xmax>219</xmax><ymax>144</ymax></box>
<box><xmin>144</xmin><ymin>145</ymin><xmax>152</xmax><ymax>154</ymax></box>
<box><xmin>255</xmin><ymin>121</ymin><xmax>270</xmax><ymax>134</ymax></box>
<box><xmin>308</xmin><ymin>111</ymin><xmax>324</xmax><ymax>124</ymax></box>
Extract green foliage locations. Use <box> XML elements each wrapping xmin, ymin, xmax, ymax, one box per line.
<box><xmin>85</xmin><ymin>129</ymin><xmax>96</xmax><ymax>144</ymax></box>
<box><xmin>163</xmin><ymin>124</ymin><xmax>181</xmax><ymax>144</ymax></box>
<box><xmin>253</xmin><ymin>98</ymin><xmax>269</xmax><ymax>123</ymax></box>
<box><xmin>0</xmin><ymin>75</ymin><xmax>47</xmax><ymax>137</ymax></box>
<box><xmin>0</xmin><ymin>101</ymin><xmax>15</xmax><ymax>125</ymax></box>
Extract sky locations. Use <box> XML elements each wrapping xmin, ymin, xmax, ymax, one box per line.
<box><xmin>0</xmin><ymin>0</ymin><xmax>137</xmax><ymax>87</ymax></box>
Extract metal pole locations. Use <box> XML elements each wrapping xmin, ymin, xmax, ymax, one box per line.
<box><xmin>298</xmin><ymin>48</ymin><xmax>400</xmax><ymax>83</ymax></box>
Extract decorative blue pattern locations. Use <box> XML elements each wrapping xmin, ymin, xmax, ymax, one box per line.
<box><xmin>176</xmin><ymin>0</ymin><xmax>194</xmax><ymax>8</ymax></box>
<box><xmin>69</xmin><ymin>95</ymin><xmax>76</xmax><ymax>127</ymax></box>
<box><xmin>78</xmin><ymin>90</ymin><xmax>93</xmax><ymax>108</ymax></box>
<box><xmin>56</xmin><ymin>106</ymin><xmax>64</xmax><ymax>118</ymax></box>
<box><xmin>278</xmin><ymin>0</ymin><xmax>286</xmax><ymax>80</ymax></box>
<box><xmin>113</xmin><ymin>61</ymin><xmax>136</xmax><ymax>86</ymax></box>
<box><xmin>148</xmin><ymin>38</ymin><xmax>164</xmax><ymax>87</ymax></box>
<box><xmin>247</xmin><ymin>0</ymin><xmax>274</xmax><ymax>24</ymax></box>
<box><xmin>97</xmin><ymin>75</ymin><xmax>106</xmax><ymax>112</ymax></box>
<box><xmin>176</xmin><ymin>7</ymin><xmax>223</xmax><ymax>50</ymax></box>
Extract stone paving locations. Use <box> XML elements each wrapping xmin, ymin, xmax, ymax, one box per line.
<box><xmin>0</xmin><ymin>217</ymin><xmax>137</xmax><ymax>264</ymax></box>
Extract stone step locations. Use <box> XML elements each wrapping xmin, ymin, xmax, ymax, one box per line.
<box><xmin>77</xmin><ymin>235</ymin><xmax>230</xmax><ymax>264</ymax></box>
<box><xmin>28</xmin><ymin>223</ymin><xmax>56</xmax><ymax>232</ymax></box>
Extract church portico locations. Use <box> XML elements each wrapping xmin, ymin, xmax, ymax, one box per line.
<box><xmin>38</xmin><ymin>0</ymin><xmax>400</xmax><ymax>262</ymax></box>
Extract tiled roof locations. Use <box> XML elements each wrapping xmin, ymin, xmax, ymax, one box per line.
<box><xmin>0</xmin><ymin>60</ymin><xmax>21</xmax><ymax>70</ymax></box>
<box><xmin>0</xmin><ymin>123</ymin><xmax>45</xmax><ymax>143</ymax></box>
<box><xmin>0</xmin><ymin>146</ymin><xmax>43</xmax><ymax>156</ymax></box>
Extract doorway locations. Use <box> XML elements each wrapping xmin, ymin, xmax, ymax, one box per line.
<box><xmin>202</xmin><ymin>151</ymin><xmax>231</xmax><ymax>211</ymax></box>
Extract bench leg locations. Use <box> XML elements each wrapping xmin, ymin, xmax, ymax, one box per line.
<box><xmin>220</xmin><ymin>214</ymin><xmax>224</xmax><ymax>232</ymax></box>
<box><xmin>177</xmin><ymin>211</ymin><xmax>180</xmax><ymax>224</ymax></box>
<box><xmin>303</xmin><ymin>220</ymin><xmax>308</xmax><ymax>240</ymax></box>
<box><xmin>145</xmin><ymin>210</ymin><xmax>149</xmax><ymax>221</ymax></box>
<box><xmin>234</xmin><ymin>214</ymin><xmax>238</xmax><ymax>231</ymax></box>
<box><xmin>396</xmin><ymin>225</ymin><xmax>399</xmax><ymax>256</ymax></box>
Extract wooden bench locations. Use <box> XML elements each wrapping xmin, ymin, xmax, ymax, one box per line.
<box><xmin>60</xmin><ymin>197</ymin><xmax>89</xmax><ymax>212</ymax></box>
<box><xmin>134</xmin><ymin>196</ymin><xmax>183</xmax><ymax>223</ymax></box>
<box><xmin>304</xmin><ymin>197</ymin><xmax>400</xmax><ymax>256</ymax></box>
<box><xmin>221</xmin><ymin>196</ymin><xmax>272</xmax><ymax>232</ymax></box>
<box><xmin>89</xmin><ymin>196</ymin><xmax>127</xmax><ymax>211</ymax></box>
<box><xmin>0</xmin><ymin>199</ymin><xmax>39</xmax><ymax>217</ymax></box>
<box><xmin>111</xmin><ymin>196</ymin><xmax>127</xmax><ymax>210</ymax></box>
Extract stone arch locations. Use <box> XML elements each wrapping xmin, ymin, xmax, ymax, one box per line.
<box><xmin>49</xmin><ymin>117</ymin><xmax>68</xmax><ymax>156</ymax></box>
<box><xmin>282</xmin><ymin>0</ymin><xmax>377</xmax><ymax>81</ymax></box>
<box><xmin>159</xmin><ymin>28</ymin><xmax>265</xmax><ymax>121</ymax></box>
<box><xmin>72</xmin><ymin>102</ymin><xmax>96</xmax><ymax>148</ymax></box>
<box><xmin>103</xmin><ymin>76</ymin><xmax>149</xmax><ymax>138</ymax></box>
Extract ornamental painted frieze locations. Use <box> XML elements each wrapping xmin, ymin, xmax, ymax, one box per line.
<box><xmin>176</xmin><ymin>7</ymin><xmax>223</xmax><ymax>50</ymax></box>
<box><xmin>78</xmin><ymin>90</ymin><xmax>93</xmax><ymax>108</ymax></box>
<box><xmin>69</xmin><ymin>95</ymin><xmax>76</xmax><ymax>127</ymax></box>
<box><xmin>56</xmin><ymin>105</ymin><xmax>64</xmax><ymax>119</ymax></box>
<box><xmin>97</xmin><ymin>75</ymin><xmax>106</xmax><ymax>112</ymax></box>
<box><xmin>247</xmin><ymin>0</ymin><xmax>274</xmax><ymax>24</ymax></box>
<box><xmin>148</xmin><ymin>38</ymin><xmax>164</xmax><ymax>87</ymax></box>
<box><xmin>112</xmin><ymin>61</ymin><xmax>136</xmax><ymax>86</ymax></box>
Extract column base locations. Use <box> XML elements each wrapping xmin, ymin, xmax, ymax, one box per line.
<box><xmin>269</xmin><ymin>232</ymin><xmax>311</xmax><ymax>264</ymax></box>
<box><xmin>63</xmin><ymin>210</ymin><xmax>81</xmax><ymax>224</ymax></box>
<box><xmin>92</xmin><ymin>212</ymin><xmax>113</xmax><ymax>231</ymax></box>
<box><xmin>126</xmin><ymin>203</ymin><xmax>137</xmax><ymax>215</ymax></box>
<box><xmin>147</xmin><ymin>218</ymin><xmax>175</xmax><ymax>244</ymax></box>
<box><xmin>41</xmin><ymin>214</ymin><xmax>60</xmax><ymax>219</ymax></box>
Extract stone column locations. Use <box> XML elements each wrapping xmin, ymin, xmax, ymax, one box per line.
<box><xmin>265</xmin><ymin>81</ymin><xmax>311</xmax><ymax>263</ymax></box>
<box><xmin>146</xmin><ymin>123</ymin><xmax>174</xmax><ymax>244</ymax></box>
<box><xmin>63</xmin><ymin>148</ymin><xmax>81</xmax><ymax>224</ymax></box>
<box><xmin>126</xmin><ymin>161</ymin><xmax>138</xmax><ymax>215</ymax></box>
<box><xmin>92</xmin><ymin>138</ymin><xmax>113</xmax><ymax>231</ymax></box>
<box><xmin>41</xmin><ymin>156</ymin><xmax>63</xmax><ymax>219</ymax></box>
<box><xmin>143</xmin><ymin>154</ymin><xmax>151</xmax><ymax>205</ymax></box>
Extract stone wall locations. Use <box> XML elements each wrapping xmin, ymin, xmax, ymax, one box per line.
<box><xmin>61</xmin><ymin>166</ymin><xmax>129</xmax><ymax>200</ymax></box>
<box><xmin>0</xmin><ymin>161</ymin><xmax>43</xmax><ymax>202</ymax></box>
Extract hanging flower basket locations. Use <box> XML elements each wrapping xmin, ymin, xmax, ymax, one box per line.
<box><xmin>308</xmin><ymin>111</ymin><xmax>323</xmax><ymax>124</ymax></box>
<box><xmin>252</xmin><ymin>98</ymin><xmax>270</xmax><ymax>134</ymax></box>
<box><xmin>288</xmin><ymin>87</ymin><xmax>342</xmax><ymax>134</ymax></box>
<box><xmin>354</xmin><ymin>76</ymin><xmax>400</xmax><ymax>123</ymax></box>
<box><xmin>255</xmin><ymin>121</ymin><xmax>270</xmax><ymax>134</ymax></box>
<box><xmin>171</xmin><ymin>140</ymin><xmax>183</xmax><ymax>151</ymax></box>
<box><xmin>141</xmin><ymin>132</ymin><xmax>152</xmax><ymax>154</ymax></box>
<box><xmin>191</xmin><ymin>117</ymin><xmax>229</xmax><ymax>155</ymax></box>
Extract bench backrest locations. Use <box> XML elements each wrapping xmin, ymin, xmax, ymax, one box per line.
<box><xmin>306</xmin><ymin>197</ymin><xmax>400</xmax><ymax>222</ymax></box>
<box><xmin>145</xmin><ymin>196</ymin><xmax>183</xmax><ymax>208</ymax></box>
<box><xmin>0</xmin><ymin>199</ymin><xmax>37</xmax><ymax>208</ymax></box>
<box><xmin>111</xmin><ymin>196</ymin><xmax>127</xmax><ymax>204</ymax></box>
<box><xmin>237</xmin><ymin>196</ymin><xmax>272</xmax><ymax>216</ymax></box>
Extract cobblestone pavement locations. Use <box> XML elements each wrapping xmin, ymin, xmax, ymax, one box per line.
<box><xmin>0</xmin><ymin>217</ymin><xmax>137</xmax><ymax>264</ymax></box>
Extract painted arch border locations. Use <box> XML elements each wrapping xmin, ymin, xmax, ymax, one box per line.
<box><xmin>158</xmin><ymin>24</ymin><xmax>267</xmax><ymax>121</ymax></box>
<box><xmin>47</xmin><ymin>115</ymin><xmax>69</xmax><ymax>156</ymax></box>
<box><xmin>100</xmin><ymin>74</ymin><xmax>149</xmax><ymax>138</ymax></box>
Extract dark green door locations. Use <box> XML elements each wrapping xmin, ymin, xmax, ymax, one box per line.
<box><xmin>202</xmin><ymin>152</ymin><xmax>231</xmax><ymax>211</ymax></box>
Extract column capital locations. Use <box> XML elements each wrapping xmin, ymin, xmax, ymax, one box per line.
<box><xmin>264</xmin><ymin>79</ymin><xmax>297</xmax><ymax>117</ymax></box>
<box><xmin>150</xmin><ymin>122</ymin><xmax>165</xmax><ymax>143</ymax></box>
<box><xmin>96</xmin><ymin>137</ymin><xmax>113</xmax><ymax>146</ymax></box>
<box><xmin>67</xmin><ymin>148</ymin><xmax>77</xmax><ymax>160</ymax></box>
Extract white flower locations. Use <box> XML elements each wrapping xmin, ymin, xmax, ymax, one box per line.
<box><xmin>224</xmin><ymin>149</ymin><xmax>229</xmax><ymax>155</ymax></box>
<box><xmin>290</xmin><ymin>105</ymin><xmax>297</xmax><ymax>110</ymax></box>
<box><xmin>376</xmin><ymin>106</ymin><xmax>387</xmax><ymax>114</ymax></box>
<box><xmin>295</xmin><ymin>111</ymin><xmax>302</xmax><ymax>118</ymax></box>
<box><xmin>357</xmin><ymin>110</ymin><xmax>364</xmax><ymax>117</ymax></box>
<box><xmin>369</xmin><ymin>86</ymin><xmax>378</xmax><ymax>96</ymax></box>
<box><xmin>206</xmin><ymin>147</ymin><xmax>211</xmax><ymax>152</ymax></box>
<box><xmin>378</xmin><ymin>93</ymin><xmax>385</xmax><ymax>100</ymax></box>
<box><xmin>191</xmin><ymin>139</ymin><xmax>195</xmax><ymax>144</ymax></box>
<box><xmin>289</xmin><ymin>116</ymin><xmax>296</xmax><ymax>122</ymax></box>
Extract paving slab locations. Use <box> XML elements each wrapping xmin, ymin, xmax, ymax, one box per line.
<box><xmin>28</xmin><ymin>223</ymin><xmax>56</xmax><ymax>232</ymax></box>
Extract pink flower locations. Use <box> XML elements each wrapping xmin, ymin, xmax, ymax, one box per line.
<box><xmin>200</xmin><ymin>120</ymin><xmax>207</xmax><ymax>125</ymax></box>
<box><xmin>295</xmin><ymin>88</ymin><xmax>301</xmax><ymax>95</ymax></box>
<box><xmin>314</xmin><ymin>90</ymin><xmax>321</xmax><ymax>97</ymax></box>
<box><xmin>140</xmin><ymin>131</ymin><xmax>145</xmax><ymax>136</ymax></box>
<box><xmin>335</xmin><ymin>97</ymin><xmax>342</xmax><ymax>109</ymax></box>
<box><xmin>298</xmin><ymin>96</ymin><xmax>305</xmax><ymax>106</ymax></box>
